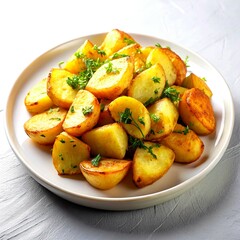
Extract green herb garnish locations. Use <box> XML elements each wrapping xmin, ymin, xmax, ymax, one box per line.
<box><xmin>91</xmin><ymin>154</ymin><xmax>101</xmax><ymax>167</ymax></box>
<box><xmin>82</xmin><ymin>106</ymin><xmax>93</xmax><ymax>115</ymax></box>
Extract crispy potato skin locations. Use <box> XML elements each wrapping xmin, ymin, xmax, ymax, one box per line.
<box><xmin>24</xmin><ymin>78</ymin><xmax>54</xmax><ymax>114</ymax></box>
<box><xmin>179</xmin><ymin>88</ymin><xmax>216</xmax><ymax>135</ymax></box>
<box><xmin>80</xmin><ymin>159</ymin><xmax>132</xmax><ymax>190</ymax></box>
<box><xmin>133</xmin><ymin>142</ymin><xmax>175</xmax><ymax>188</ymax></box>
<box><xmin>161</xmin><ymin>48</ymin><xmax>187</xmax><ymax>86</ymax></box>
<box><xmin>63</xmin><ymin>90</ymin><xmax>100</xmax><ymax>136</ymax></box>
<box><xmin>52</xmin><ymin>131</ymin><xmax>90</xmax><ymax>175</ymax></box>
<box><xmin>24</xmin><ymin>107</ymin><xmax>67</xmax><ymax>145</ymax></box>
<box><xmin>161</xmin><ymin>124</ymin><xmax>204</xmax><ymax>163</ymax></box>
<box><xmin>81</xmin><ymin>123</ymin><xmax>128</xmax><ymax>159</ymax></box>
<box><xmin>182</xmin><ymin>73</ymin><xmax>213</xmax><ymax>98</ymax></box>
<box><xmin>47</xmin><ymin>68</ymin><xmax>78</xmax><ymax>109</ymax></box>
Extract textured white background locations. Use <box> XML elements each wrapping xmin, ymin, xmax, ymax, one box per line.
<box><xmin>1</xmin><ymin>0</ymin><xmax>240</xmax><ymax>239</ymax></box>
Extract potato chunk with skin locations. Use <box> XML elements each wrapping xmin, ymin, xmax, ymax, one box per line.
<box><xmin>128</xmin><ymin>63</ymin><xmax>166</xmax><ymax>105</ymax></box>
<box><xmin>146</xmin><ymin>48</ymin><xmax>177</xmax><ymax>85</ymax></box>
<box><xmin>161</xmin><ymin>124</ymin><xmax>204</xmax><ymax>163</ymax></box>
<box><xmin>161</xmin><ymin>47</ymin><xmax>187</xmax><ymax>86</ymax></box>
<box><xmin>108</xmin><ymin>96</ymin><xmax>151</xmax><ymax>139</ymax></box>
<box><xmin>63</xmin><ymin>90</ymin><xmax>100</xmax><ymax>136</ymax></box>
<box><xmin>24</xmin><ymin>78</ymin><xmax>54</xmax><ymax>114</ymax></box>
<box><xmin>179</xmin><ymin>88</ymin><xmax>216</xmax><ymax>135</ymax></box>
<box><xmin>47</xmin><ymin>68</ymin><xmax>78</xmax><ymax>109</ymax></box>
<box><xmin>97</xmin><ymin>99</ymin><xmax>115</xmax><ymax>127</ymax></box>
<box><xmin>80</xmin><ymin>159</ymin><xmax>132</xmax><ymax>190</ymax></box>
<box><xmin>86</xmin><ymin>57</ymin><xmax>134</xmax><ymax>100</ymax></box>
<box><xmin>64</xmin><ymin>39</ymin><xmax>106</xmax><ymax>74</ymax></box>
<box><xmin>133</xmin><ymin>142</ymin><xmax>175</xmax><ymax>188</ymax></box>
<box><xmin>81</xmin><ymin>123</ymin><xmax>128</xmax><ymax>159</ymax></box>
<box><xmin>146</xmin><ymin>98</ymin><xmax>179</xmax><ymax>141</ymax></box>
<box><xmin>99</xmin><ymin>29</ymin><xmax>137</xmax><ymax>57</ymax></box>
<box><xmin>52</xmin><ymin>131</ymin><xmax>90</xmax><ymax>175</ymax></box>
<box><xmin>24</xmin><ymin>107</ymin><xmax>67</xmax><ymax>145</ymax></box>
<box><xmin>182</xmin><ymin>73</ymin><xmax>213</xmax><ymax>98</ymax></box>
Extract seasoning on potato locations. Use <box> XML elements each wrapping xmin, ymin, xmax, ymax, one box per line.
<box><xmin>23</xmin><ymin>28</ymin><xmax>216</xmax><ymax>190</ymax></box>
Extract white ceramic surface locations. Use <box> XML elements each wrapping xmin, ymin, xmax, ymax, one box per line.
<box><xmin>4</xmin><ymin>33</ymin><xmax>234</xmax><ymax>210</ymax></box>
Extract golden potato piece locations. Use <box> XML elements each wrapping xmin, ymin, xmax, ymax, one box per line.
<box><xmin>146</xmin><ymin>47</ymin><xmax>177</xmax><ymax>85</ymax></box>
<box><xmin>161</xmin><ymin>124</ymin><xmax>204</xmax><ymax>163</ymax></box>
<box><xmin>133</xmin><ymin>142</ymin><xmax>175</xmax><ymax>188</ymax></box>
<box><xmin>108</xmin><ymin>96</ymin><xmax>151</xmax><ymax>139</ymax></box>
<box><xmin>86</xmin><ymin>57</ymin><xmax>134</xmax><ymax>100</ymax></box>
<box><xmin>63</xmin><ymin>90</ymin><xmax>100</xmax><ymax>136</ymax></box>
<box><xmin>128</xmin><ymin>63</ymin><xmax>166</xmax><ymax>105</ymax></box>
<box><xmin>81</xmin><ymin>123</ymin><xmax>128</xmax><ymax>159</ymax></box>
<box><xmin>24</xmin><ymin>78</ymin><xmax>54</xmax><ymax>114</ymax></box>
<box><xmin>52</xmin><ymin>131</ymin><xmax>90</xmax><ymax>175</ymax></box>
<box><xmin>146</xmin><ymin>98</ymin><xmax>179</xmax><ymax>141</ymax></box>
<box><xmin>179</xmin><ymin>88</ymin><xmax>216</xmax><ymax>135</ymax></box>
<box><xmin>64</xmin><ymin>39</ymin><xmax>106</xmax><ymax>74</ymax></box>
<box><xmin>182</xmin><ymin>73</ymin><xmax>213</xmax><ymax>98</ymax></box>
<box><xmin>24</xmin><ymin>107</ymin><xmax>67</xmax><ymax>145</ymax></box>
<box><xmin>99</xmin><ymin>29</ymin><xmax>137</xmax><ymax>57</ymax></box>
<box><xmin>80</xmin><ymin>159</ymin><xmax>132</xmax><ymax>190</ymax></box>
<box><xmin>47</xmin><ymin>68</ymin><xmax>78</xmax><ymax>109</ymax></box>
<box><xmin>161</xmin><ymin>47</ymin><xmax>187</xmax><ymax>86</ymax></box>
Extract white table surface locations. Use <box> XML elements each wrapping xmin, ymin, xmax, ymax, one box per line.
<box><xmin>1</xmin><ymin>0</ymin><xmax>240</xmax><ymax>239</ymax></box>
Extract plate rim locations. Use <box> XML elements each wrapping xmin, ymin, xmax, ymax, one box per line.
<box><xmin>4</xmin><ymin>32</ymin><xmax>235</xmax><ymax>210</ymax></box>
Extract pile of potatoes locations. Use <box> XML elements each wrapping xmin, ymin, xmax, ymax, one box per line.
<box><xmin>24</xmin><ymin>29</ymin><xmax>216</xmax><ymax>190</ymax></box>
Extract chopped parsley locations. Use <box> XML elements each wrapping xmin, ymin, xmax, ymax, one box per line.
<box><xmin>93</xmin><ymin>45</ymin><xmax>106</xmax><ymax>56</ymax></box>
<box><xmin>129</xmin><ymin>136</ymin><xmax>160</xmax><ymax>159</ymax></box>
<box><xmin>105</xmin><ymin>61</ymin><xmax>119</xmax><ymax>74</ymax></box>
<box><xmin>66</xmin><ymin>58</ymin><xmax>103</xmax><ymax>90</ymax></box>
<box><xmin>155</xmin><ymin>43</ymin><xmax>162</xmax><ymax>48</ymax></box>
<box><xmin>82</xmin><ymin>106</ymin><xmax>93</xmax><ymax>115</ymax></box>
<box><xmin>119</xmin><ymin>108</ymin><xmax>145</xmax><ymax>138</ymax></box>
<box><xmin>184</xmin><ymin>55</ymin><xmax>190</xmax><ymax>67</ymax></box>
<box><xmin>152</xmin><ymin>76</ymin><xmax>161</xmax><ymax>83</ymax></box>
<box><xmin>91</xmin><ymin>154</ymin><xmax>101</xmax><ymax>167</ymax></box>
<box><xmin>161</xmin><ymin>82</ymin><xmax>180</xmax><ymax>103</ymax></box>
<box><xmin>174</xmin><ymin>125</ymin><xmax>190</xmax><ymax>135</ymax></box>
<box><xmin>111</xmin><ymin>53</ymin><xmax>129</xmax><ymax>59</ymax></box>
<box><xmin>123</xmin><ymin>37</ymin><xmax>135</xmax><ymax>45</ymax></box>
<box><xmin>150</xmin><ymin>113</ymin><xmax>160</xmax><ymax>123</ymax></box>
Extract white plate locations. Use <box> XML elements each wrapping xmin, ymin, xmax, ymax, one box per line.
<box><xmin>4</xmin><ymin>33</ymin><xmax>234</xmax><ymax>210</ymax></box>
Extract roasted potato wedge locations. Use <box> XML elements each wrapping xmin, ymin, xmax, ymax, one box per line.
<box><xmin>82</xmin><ymin>123</ymin><xmax>128</xmax><ymax>159</ymax></box>
<box><xmin>63</xmin><ymin>90</ymin><xmax>100</xmax><ymax>136</ymax></box>
<box><xmin>52</xmin><ymin>131</ymin><xmax>90</xmax><ymax>175</ymax></box>
<box><xmin>161</xmin><ymin>47</ymin><xmax>187</xmax><ymax>86</ymax></box>
<box><xmin>24</xmin><ymin>78</ymin><xmax>54</xmax><ymax>114</ymax></box>
<box><xmin>24</xmin><ymin>107</ymin><xmax>67</xmax><ymax>145</ymax></box>
<box><xmin>99</xmin><ymin>29</ymin><xmax>137</xmax><ymax>57</ymax></box>
<box><xmin>108</xmin><ymin>96</ymin><xmax>151</xmax><ymax>139</ymax></box>
<box><xmin>146</xmin><ymin>47</ymin><xmax>177</xmax><ymax>85</ymax></box>
<box><xmin>47</xmin><ymin>68</ymin><xmax>78</xmax><ymax>109</ymax></box>
<box><xmin>80</xmin><ymin>159</ymin><xmax>132</xmax><ymax>190</ymax></box>
<box><xmin>64</xmin><ymin>39</ymin><xmax>106</xmax><ymax>74</ymax></box>
<box><xmin>179</xmin><ymin>88</ymin><xmax>216</xmax><ymax>135</ymax></box>
<box><xmin>128</xmin><ymin>63</ymin><xmax>166</xmax><ymax>105</ymax></box>
<box><xmin>161</xmin><ymin>124</ymin><xmax>204</xmax><ymax>163</ymax></box>
<box><xmin>133</xmin><ymin>142</ymin><xmax>175</xmax><ymax>188</ymax></box>
<box><xmin>182</xmin><ymin>73</ymin><xmax>213</xmax><ymax>98</ymax></box>
<box><xmin>146</xmin><ymin>98</ymin><xmax>179</xmax><ymax>141</ymax></box>
<box><xmin>86</xmin><ymin>57</ymin><xmax>134</xmax><ymax>100</ymax></box>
